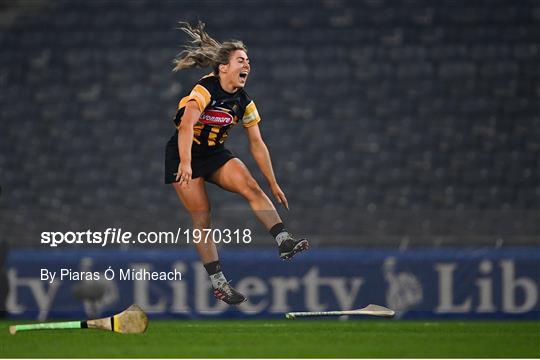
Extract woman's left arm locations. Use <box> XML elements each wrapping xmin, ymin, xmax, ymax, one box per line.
<box><xmin>245</xmin><ymin>124</ymin><xmax>289</xmax><ymax>210</ymax></box>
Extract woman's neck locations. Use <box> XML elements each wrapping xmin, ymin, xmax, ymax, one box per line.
<box><xmin>218</xmin><ymin>77</ymin><xmax>238</xmax><ymax>94</ymax></box>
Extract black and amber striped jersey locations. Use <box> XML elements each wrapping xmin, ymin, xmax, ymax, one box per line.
<box><xmin>173</xmin><ymin>74</ymin><xmax>261</xmax><ymax>147</ymax></box>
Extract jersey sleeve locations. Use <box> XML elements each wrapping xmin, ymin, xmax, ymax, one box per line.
<box><xmin>177</xmin><ymin>83</ymin><xmax>212</xmax><ymax>113</ymax></box>
<box><xmin>241</xmin><ymin>101</ymin><xmax>261</xmax><ymax>128</ymax></box>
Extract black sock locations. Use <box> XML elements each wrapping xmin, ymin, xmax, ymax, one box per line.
<box><xmin>269</xmin><ymin>223</ymin><xmax>286</xmax><ymax>238</ymax></box>
<box><xmin>204</xmin><ymin>260</ymin><xmax>221</xmax><ymax>276</ymax></box>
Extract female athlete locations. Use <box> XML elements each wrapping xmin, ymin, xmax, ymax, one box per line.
<box><xmin>165</xmin><ymin>22</ymin><xmax>309</xmax><ymax>305</ymax></box>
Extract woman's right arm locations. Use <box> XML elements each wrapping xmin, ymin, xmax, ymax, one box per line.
<box><xmin>176</xmin><ymin>100</ymin><xmax>201</xmax><ymax>186</ymax></box>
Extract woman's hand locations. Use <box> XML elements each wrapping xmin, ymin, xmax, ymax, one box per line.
<box><xmin>176</xmin><ymin>161</ymin><xmax>192</xmax><ymax>188</ymax></box>
<box><xmin>270</xmin><ymin>183</ymin><xmax>289</xmax><ymax>210</ymax></box>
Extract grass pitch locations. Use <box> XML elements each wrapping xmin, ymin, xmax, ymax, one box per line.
<box><xmin>1</xmin><ymin>319</ymin><xmax>538</xmax><ymax>358</ymax></box>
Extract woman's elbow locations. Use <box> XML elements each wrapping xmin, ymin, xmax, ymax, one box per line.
<box><xmin>250</xmin><ymin>140</ymin><xmax>268</xmax><ymax>154</ymax></box>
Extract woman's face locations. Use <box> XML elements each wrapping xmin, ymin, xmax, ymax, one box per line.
<box><xmin>219</xmin><ymin>50</ymin><xmax>250</xmax><ymax>90</ymax></box>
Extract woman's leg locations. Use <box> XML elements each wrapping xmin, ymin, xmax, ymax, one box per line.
<box><xmin>209</xmin><ymin>158</ymin><xmax>309</xmax><ymax>260</ymax></box>
<box><xmin>172</xmin><ymin>178</ymin><xmax>217</xmax><ymax>264</ymax></box>
<box><xmin>172</xmin><ymin>177</ymin><xmax>246</xmax><ymax>304</ymax></box>
<box><xmin>209</xmin><ymin>158</ymin><xmax>282</xmax><ymax>230</ymax></box>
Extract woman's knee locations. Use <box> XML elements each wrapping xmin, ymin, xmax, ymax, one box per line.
<box><xmin>190</xmin><ymin>209</ymin><xmax>211</xmax><ymax>228</ymax></box>
<box><xmin>240</xmin><ymin>177</ymin><xmax>264</xmax><ymax>200</ymax></box>
<box><xmin>172</xmin><ymin>180</ymin><xmax>211</xmax><ymax>213</ymax></box>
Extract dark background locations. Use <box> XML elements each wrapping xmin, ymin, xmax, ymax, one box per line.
<box><xmin>0</xmin><ymin>0</ymin><xmax>539</xmax><ymax>247</ymax></box>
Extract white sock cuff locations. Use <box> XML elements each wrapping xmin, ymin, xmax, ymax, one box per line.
<box><xmin>210</xmin><ymin>271</ymin><xmax>227</xmax><ymax>288</ymax></box>
<box><xmin>276</xmin><ymin>231</ymin><xmax>291</xmax><ymax>245</ymax></box>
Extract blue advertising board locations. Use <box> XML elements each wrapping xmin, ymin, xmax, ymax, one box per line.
<box><xmin>5</xmin><ymin>248</ymin><xmax>540</xmax><ymax>320</ymax></box>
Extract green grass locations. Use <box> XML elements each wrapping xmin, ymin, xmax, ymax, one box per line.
<box><xmin>1</xmin><ymin>320</ymin><xmax>539</xmax><ymax>358</ymax></box>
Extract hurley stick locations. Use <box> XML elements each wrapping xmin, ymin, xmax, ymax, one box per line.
<box><xmin>9</xmin><ymin>304</ymin><xmax>148</xmax><ymax>334</ymax></box>
<box><xmin>285</xmin><ymin>304</ymin><xmax>395</xmax><ymax>319</ymax></box>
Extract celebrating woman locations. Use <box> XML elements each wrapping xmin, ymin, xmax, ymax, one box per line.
<box><xmin>165</xmin><ymin>22</ymin><xmax>309</xmax><ymax>305</ymax></box>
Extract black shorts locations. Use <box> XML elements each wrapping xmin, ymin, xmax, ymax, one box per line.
<box><xmin>164</xmin><ymin>132</ymin><xmax>235</xmax><ymax>184</ymax></box>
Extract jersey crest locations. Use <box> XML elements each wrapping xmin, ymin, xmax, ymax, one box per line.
<box><xmin>199</xmin><ymin>108</ymin><xmax>234</xmax><ymax>126</ymax></box>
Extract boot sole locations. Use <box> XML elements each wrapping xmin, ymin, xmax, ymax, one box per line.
<box><xmin>280</xmin><ymin>239</ymin><xmax>309</xmax><ymax>260</ymax></box>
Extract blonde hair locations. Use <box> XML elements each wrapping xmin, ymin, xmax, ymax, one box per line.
<box><xmin>173</xmin><ymin>21</ymin><xmax>247</xmax><ymax>75</ymax></box>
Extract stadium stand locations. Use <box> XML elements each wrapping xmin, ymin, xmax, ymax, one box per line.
<box><xmin>0</xmin><ymin>0</ymin><xmax>538</xmax><ymax>246</ymax></box>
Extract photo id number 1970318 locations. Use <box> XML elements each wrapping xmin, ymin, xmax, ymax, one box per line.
<box><xmin>185</xmin><ymin>228</ymin><xmax>252</xmax><ymax>244</ymax></box>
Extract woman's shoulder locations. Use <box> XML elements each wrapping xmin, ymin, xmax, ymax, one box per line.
<box><xmin>239</xmin><ymin>88</ymin><xmax>254</xmax><ymax>105</ymax></box>
<box><xmin>196</xmin><ymin>73</ymin><xmax>219</xmax><ymax>88</ymax></box>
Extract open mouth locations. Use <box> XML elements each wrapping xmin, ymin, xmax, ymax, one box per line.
<box><xmin>239</xmin><ymin>71</ymin><xmax>248</xmax><ymax>80</ymax></box>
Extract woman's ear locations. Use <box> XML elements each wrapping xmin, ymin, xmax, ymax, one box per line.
<box><xmin>219</xmin><ymin>63</ymin><xmax>229</xmax><ymax>74</ymax></box>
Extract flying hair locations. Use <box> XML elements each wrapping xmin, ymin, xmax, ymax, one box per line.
<box><xmin>173</xmin><ymin>21</ymin><xmax>247</xmax><ymax>75</ymax></box>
